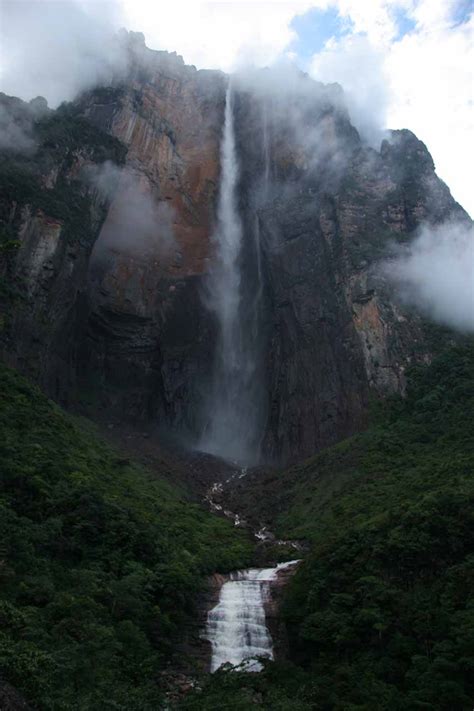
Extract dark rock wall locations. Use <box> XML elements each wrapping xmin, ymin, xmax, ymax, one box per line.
<box><xmin>232</xmin><ymin>81</ymin><xmax>470</xmax><ymax>461</ymax></box>
<box><xmin>0</xmin><ymin>95</ymin><xmax>125</xmax><ymax>404</ymax></box>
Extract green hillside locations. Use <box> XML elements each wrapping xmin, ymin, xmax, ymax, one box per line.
<box><xmin>0</xmin><ymin>363</ymin><xmax>253</xmax><ymax>710</ymax></box>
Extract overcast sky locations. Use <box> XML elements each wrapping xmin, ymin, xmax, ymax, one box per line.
<box><xmin>0</xmin><ymin>0</ymin><xmax>472</xmax><ymax>215</ymax></box>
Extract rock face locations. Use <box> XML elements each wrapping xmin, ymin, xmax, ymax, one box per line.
<box><xmin>0</xmin><ymin>92</ymin><xmax>125</xmax><ymax>402</ymax></box>
<box><xmin>264</xmin><ymin>562</ymin><xmax>301</xmax><ymax>662</ymax></box>
<box><xmin>73</xmin><ymin>37</ymin><xmax>226</xmax><ymax>433</ymax></box>
<box><xmin>231</xmin><ymin>80</ymin><xmax>469</xmax><ymax>461</ymax></box>
<box><xmin>0</xmin><ymin>36</ymin><xmax>470</xmax><ymax>463</ymax></box>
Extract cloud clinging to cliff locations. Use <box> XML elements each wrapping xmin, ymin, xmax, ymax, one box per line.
<box><xmin>86</xmin><ymin>162</ymin><xmax>176</xmax><ymax>262</ymax></box>
<box><xmin>385</xmin><ymin>221</ymin><xmax>474</xmax><ymax>333</ymax></box>
<box><xmin>0</xmin><ymin>0</ymin><xmax>127</xmax><ymax>107</ymax></box>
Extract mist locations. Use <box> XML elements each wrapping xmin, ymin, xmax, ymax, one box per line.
<box><xmin>234</xmin><ymin>63</ymin><xmax>356</xmax><ymax>197</ymax></box>
<box><xmin>0</xmin><ymin>93</ymin><xmax>49</xmax><ymax>153</ymax></box>
<box><xmin>384</xmin><ymin>221</ymin><xmax>474</xmax><ymax>333</ymax></box>
<box><xmin>0</xmin><ymin>1</ymin><xmax>127</xmax><ymax>107</ymax></box>
<box><xmin>310</xmin><ymin>33</ymin><xmax>389</xmax><ymax>149</ymax></box>
<box><xmin>86</xmin><ymin>162</ymin><xmax>176</xmax><ymax>264</ymax></box>
<box><xmin>0</xmin><ymin>101</ymin><xmax>35</xmax><ymax>153</ymax></box>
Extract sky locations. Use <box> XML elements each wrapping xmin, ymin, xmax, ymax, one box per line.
<box><xmin>0</xmin><ymin>0</ymin><xmax>472</xmax><ymax>215</ymax></box>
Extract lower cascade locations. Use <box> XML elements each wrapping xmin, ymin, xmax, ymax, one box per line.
<box><xmin>206</xmin><ymin>561</ymin><xmax>300</xmax><ymax>673</ymax></box>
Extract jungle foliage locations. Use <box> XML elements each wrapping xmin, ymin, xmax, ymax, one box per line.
<box><xmin>0</xmin><ymin>363</ymin><xmax>253</xmax><ymax>710</ymax></box>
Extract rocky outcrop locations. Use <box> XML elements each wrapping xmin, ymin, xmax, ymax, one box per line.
<box><xmin>264</xmin><ymin>561</ymin><xmax>301</xmax><ymax>662</ymax></box>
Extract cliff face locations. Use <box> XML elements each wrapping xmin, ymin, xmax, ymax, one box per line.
<box><xmin>0</xmin><ymin>38</ymin><xmax>470</xmax><ymax>463</ymax></box>
<box><xmin>0</xmin><ymin>93</ymin><xmax>126</xmax><ymax>402</ymax></box>
<box><xmin>73</xmin><ymin>41</ymin><xmax>226</xmax><ymax>432</ymax></box>
<box><xmin>232</xmin><ymin>80</ymin><xmax>469</xmax><ymax>460</ymax></box>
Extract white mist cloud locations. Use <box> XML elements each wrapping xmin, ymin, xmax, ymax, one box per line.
<box><xmin>121</xmin><ymin>0</ymin><xmax>316</xmax><ymax>71</ymax></box>
<box><xmin>309</xmin><ymin>33</ymin><xmax>388</xmax><ymax>147</ymax></box>
<box><xmin>385</xmin><ymin>12</ymin><xmax>474</xmax><ymax>217</ymax></box>
<box><xmin>0</xmin><ymin>102</ymin><xmax>35</xmax><ymax>152</ymax></box>
<box><xmin>385</xmin><ymin>221</ymin><xmax>474</xmax><ymax>332</ymax></box>
<box><xmin>86</xmin><ymin>162</ymin><xmax>176</xmax><ymax>260</ymax></box>
<box><xmin>0</xmin><ymin>0</ymin><xmax>127</xmax><ymax>107</ymax></box>
<box><xmin>307</xmin><ymin>2</ymin><xmax>473</xmax><ymax>213</ymax></box>
<box><xmin>0</xmin><ymin>94</ymin><xmax>49</xmax><ymax>153</ymax></box>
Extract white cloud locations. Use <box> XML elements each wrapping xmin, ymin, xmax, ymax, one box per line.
<box><xmin>385</xmin><ymin>221</ymin><xmax>474</xmax><ymax>333</ymax></box>
<box><xmin>0</xmin><ymin>0</ymin><xmax>127</xmax><ymax>107</ymax></box>
<box><xmin>121</xmin><ymin>0</ymin><xmax>316</xmax><ymax>71</ymax></box>
<box><xmin>385</xmin><ymin>13</ymin><xmax>473</xmax><ymax>216</ymax></box>
<box><xmin>310</xmin><ymin>33</ymin><xmax>389</xmax><ymax>147</ymax></box>
<box><xmin>306</xmin><ymin>1</ymin><xmax>473</xmax><ymax>214</ymax></box>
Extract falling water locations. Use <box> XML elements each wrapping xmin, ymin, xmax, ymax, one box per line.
<box><xmin>200</xmin><ymin>83</ymin><xmax>260</xmax><ymax>464</ymax></box>
<box><xmin>206</xmin><ymin>561</ymin><xmax>300</xmax><ymax>672</ymax></box>
<box><xmin>262</xmin><ymin>99</ymin><xmax>271</xmax><ymax>194</ymax></box>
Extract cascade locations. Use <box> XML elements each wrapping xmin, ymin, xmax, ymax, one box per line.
<box><xmin>200</xmin><ymin>83</ymin><xmax>261</xmax><ymax>464</ymax></box>
<box><xmin>206</xmin><ymin>561</ymin><xmax>300</xmax><ymax>673</ymax></box>
<box><xmin>262</xmin><ymin>99</ymin><xmax>271</xmax><ymax>194</ymax></box>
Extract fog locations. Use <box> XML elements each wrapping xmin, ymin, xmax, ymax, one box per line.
<box><xmin>384</xmin><ymin>221</ymin><xmax>474</xmax><ymax>333</ymax></box>
<box><xmin>0</xmin><ymin>1</ymin><xmax>127</xmax><ymax>107</ymax></box>
<box><xmin>234</xmin><ymin>63</ymin><xmax>356</xmax><ymax>199</ymax></box>
<box><xmin>86</xmin><ymin>162</ymin><xmax>175</xmax><ymax>263</ymax></box>
<box><xmin>0</xmin><ymin>102</ymin><xmax>35</xmax><ymax>152</ymax></box>
<box><xmin>0</xmin><ymin>94</ymin><xmax>49</xmax><ymax>153</ymax></box>
<box><xmin>310</xmin><ymin>33</ymin><xmax>389</xmax><ymax>149</ymax></box>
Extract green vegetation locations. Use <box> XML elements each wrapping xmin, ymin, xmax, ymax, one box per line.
<box><xmin>183</xmin><ymin>345</ymin><xmax>474</xmax><ymax>710</ymax></box>
<box><xmin>180</xmin><ymin>660</ymin><xmax>318</xmax><ymax>710</ymax></box>
<box><xmin>0</xmin><ymin>363</ymin><xmax>253</xmax><ymax>710</ymax></box>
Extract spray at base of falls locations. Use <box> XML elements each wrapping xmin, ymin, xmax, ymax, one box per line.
<box><xmin>199</xmin><ymin>82</ymin><xmax>263</xmax><ymax>466</ymax></box>
<box><xmin>206</xmin><ymin>560</ymin><xmax>300</xmax><ymax>673</ymax></box>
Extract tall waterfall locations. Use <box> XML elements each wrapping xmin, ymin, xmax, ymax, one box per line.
<box><xmin>200</xmin><ymin>83</ymin><xmax>260</xmax><ymax>464</ymax></box>
<box><xmin>206</xmin><ymin>561</ymin><xmax>300</xmax><ymax>672</ymax></box>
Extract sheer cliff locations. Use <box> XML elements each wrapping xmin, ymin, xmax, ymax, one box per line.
<box><xmin>0</xmin><ymin>34</ymin><xmax>470</xmax><ymax>464</ymax></box>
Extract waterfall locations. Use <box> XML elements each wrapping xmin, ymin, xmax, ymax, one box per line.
<box><xmin>262</xmin><ymin>99</ymin><xmax>271</xmax><ymax>195</ymax></box>
<box><xmin>206</xmin><ymin>561</ymin><xmax>300</xmax><ymax>673</ymax></box>
<box><xmin>200</xmin><ymin>83</ymin><xmax>260</xmax><ymax>464</ymax></box>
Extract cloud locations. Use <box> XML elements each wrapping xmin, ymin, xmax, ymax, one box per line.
<box><xmin>233</xmin><ymin>64</ymin><xmax>355</xmax><ymax>200</ymax></box>
<box><xmin>86</xmin><ymin>162</ymin><xmax>176</xmax><ymax>262</ymax></box>
<box><xmin>384</xmin><ymin>221</ymin><xmax>474</xmax><ymax>332</ymax></box>
<box><xmin>306</xmin><ymin>1</ymin><xmax>473</xmax><ymax>212</ymax></box>
<box><xmin>309</xmin><ymin>33</ymin><xmax>388</xmax><ymax>147</ymax></box>
<box><xmin>0</xmin><ymin>0</ymin><xmax>128</xmax><ymax>107</ymax></box>
<box><xmin>0</xmin><ymin>93</ymin><xmax>50</xmax><ymax>153</ymax></box>
<box><xmin>385</xmin><ymin>11</ymin><xmax>473</xmax><ymax>216</ymax></box>
<box><xmin>121</xmin><ymin>0</ymin><xmax>316</xmax><ymax>71</ymax></box>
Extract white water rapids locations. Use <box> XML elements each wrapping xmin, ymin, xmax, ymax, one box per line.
<box><xmin>206</xmin><ymin>560</ymin><xmax>300</xmax><ymax>673</ymax></box>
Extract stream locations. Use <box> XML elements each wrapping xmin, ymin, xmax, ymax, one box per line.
<box><xmin>202</xmin><ymin>469</ymin><xmax>302</xmax><ymax>672</ymax></box>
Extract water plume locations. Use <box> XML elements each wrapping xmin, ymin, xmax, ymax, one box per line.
<box><xmin>199</xmin><ymin>84</ymin><xmax>261</xmax><ymax>464</ymax></box>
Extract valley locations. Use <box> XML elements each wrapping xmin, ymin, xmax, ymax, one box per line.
<box><xmin>0</xmin><ymin>29</ymin><xmax>472</xmax><ymax>711</ymax></box>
